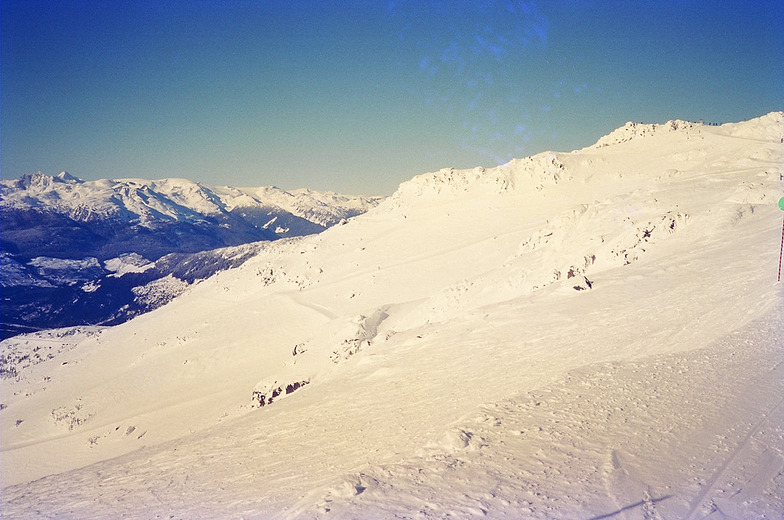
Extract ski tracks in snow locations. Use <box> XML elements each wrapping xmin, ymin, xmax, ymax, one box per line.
<box><xmin>595</xmin><ymin>305</ymin><xmax>784</xmax><ymax>520</ymax></box>
<box><xmin>288</xmin><ymin>304</ymin><xmax>784</xmax><ymax>519</ymax></box>
<box><xmin>683</xmin><ymin>363</ymin><xmax>784</xmax><ymax>520</ymax></box>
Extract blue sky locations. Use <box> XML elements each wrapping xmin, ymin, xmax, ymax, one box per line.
<box><xmin>2</xmin><ymin>1</ymin><xmax>782</xmax><ymax>195</ymax></box>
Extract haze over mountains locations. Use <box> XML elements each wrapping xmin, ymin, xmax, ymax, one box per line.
<box><xmin>0</xmin><ymin>174</ymin><xmax>380</xmax><ymax>337</ymax></box>
<box><xmin>1</xmin><ymin>113</ymin><xmax>783</xmax><ymax>519</ymax></box>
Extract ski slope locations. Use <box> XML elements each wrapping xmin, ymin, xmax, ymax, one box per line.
<box><xmin>2</xmin><ymin>113</ymin><xmax>783</xmax><ymax>519</ymax></box>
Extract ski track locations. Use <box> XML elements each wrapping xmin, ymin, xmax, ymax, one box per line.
<box><xmin>286</xmin><ymin>303</ymin><xmax>784</xmax><ymax>520</ymax></box>
<box><xmin>684</xmin><ymin>362</ymin><xmax>784</xmax><ymax>520</ymax></box>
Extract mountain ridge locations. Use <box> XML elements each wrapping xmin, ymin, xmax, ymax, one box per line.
<box><xmin>1</xmin><ymin>172</ymin><xmax>381</xmax><ymax>255</ymax></box>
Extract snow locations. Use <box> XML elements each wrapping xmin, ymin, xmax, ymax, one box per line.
<box><xmin>1</xmin><ymin>113</ymin><xmax>783</xmax><ymax>519</ymax></box>
<box><xmin>103</xmin><ymin>253</ymin><xmax>154</xmax><ymax>276</ymax></box>
<box><xmin>130</xmin><ymin>274</ymin><xmax>190</xmax><ymax>308</ymax></box>
<box><xmin>26</xmin><ymin>256</ymin><xmax>104</xmax><ymax>284</ymax></box>
<box><xmin>226</xmin><ymin>184</ymin><xmax>383</xmax><ymax>228</ymax></box>
<box><xmin>0</xmin><ymin>253</ymin><xmax>54</xmax><ymax>288</ymax></box>
<box><xmin>0</xmin><ymin>327</ymin><xmax>104</xmax><ymax>380</ymax></box>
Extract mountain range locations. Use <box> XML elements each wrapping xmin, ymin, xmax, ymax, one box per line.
<box><xmin>1</xmin><ymin>112</ymin><xmax>783</xmax><ymax>519</ymax></box>
<box><xmin>0</xmin><ymin>174</ymin><xmax>380</xmax><ymax>337</ymax></box>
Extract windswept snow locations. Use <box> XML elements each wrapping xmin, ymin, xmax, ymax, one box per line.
<box><xmin>1</xmin><ymin>112</ymin><xmax>783</xmax><ymax>519</ymax></box>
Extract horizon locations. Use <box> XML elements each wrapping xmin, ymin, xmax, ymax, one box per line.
<box><xmin>2</xmin><ymin>0</ymin><xmax>783</xmax><ymax>196</ymax></box>
<box><xmin>6</xmin><ymin>109</ymin><xmax>782</xmax><ymax>194</ymax></box>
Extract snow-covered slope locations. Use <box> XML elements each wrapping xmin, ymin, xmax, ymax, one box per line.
<box><xmin>1</xmin><ymin>113</ymin><xmax>783</xmax><ymax>519</ymax></box>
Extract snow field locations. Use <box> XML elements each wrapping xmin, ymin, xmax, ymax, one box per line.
<box><xmin>1</xmin><ymin>113</ymin><xmax>783</xmax><ymax>518</ymax></box>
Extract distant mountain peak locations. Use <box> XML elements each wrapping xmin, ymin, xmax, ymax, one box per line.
<box><xmin>56</xmin><ymin>171</ymin><xmax>81</xmax><ymax>183</ymax></box>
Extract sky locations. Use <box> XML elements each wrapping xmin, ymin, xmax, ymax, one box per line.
<box><xmin>2</xmin><ymin>1</ymin><xmax>783</xmax><ymax>195</ymax></box>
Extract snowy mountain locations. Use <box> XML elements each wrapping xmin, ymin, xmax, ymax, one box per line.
<box><xmin>1</xmin><ymin>172</ymin><xmax>380</xmax><ymax>259</ymax></box>
<box><xmin>1</xmin><ymin>112</ymin><xmax>783</xmax><ymax>519</ymax></box>
<box><xmin>0</xmin><ymin>174</ymin><xmax>381</xmax><ymax>337</ymax></box>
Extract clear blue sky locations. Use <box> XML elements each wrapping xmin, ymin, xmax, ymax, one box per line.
<box><xmin>2</xmin><ymin>1</ymin><xmax>782</xmax><ymax>195</ymax></box>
